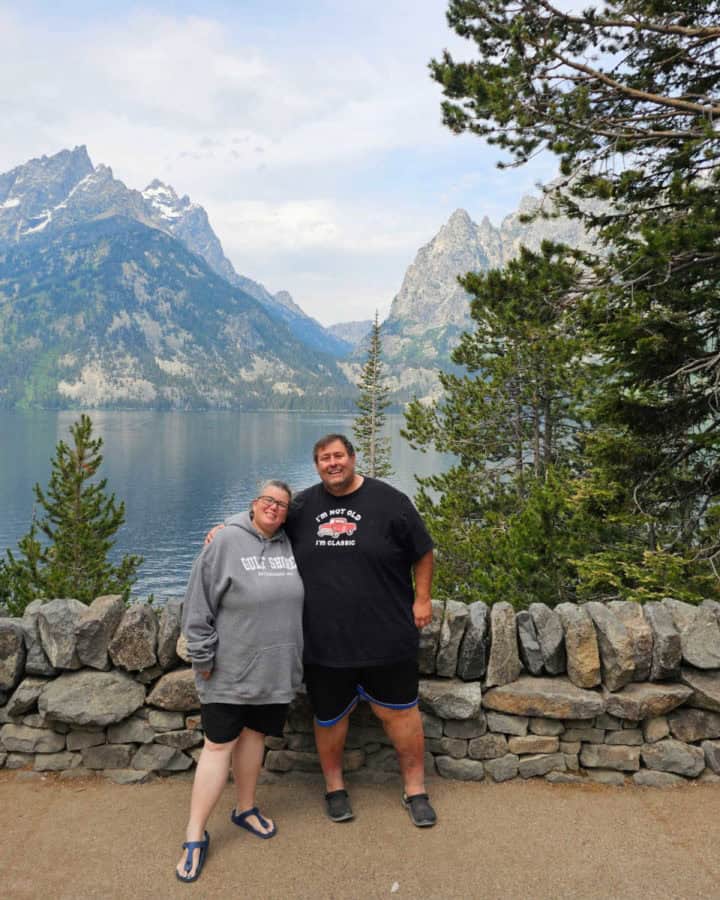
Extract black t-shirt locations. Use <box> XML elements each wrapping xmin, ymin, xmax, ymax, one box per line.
<box><xmin>284</xmin><ymin>477</ymin><xmax>434</xmax><ymax>667</ymax></box>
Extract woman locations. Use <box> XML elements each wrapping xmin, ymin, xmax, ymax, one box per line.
<box><xmin>176</xmin><ymin>480</ymin><xmax>304</xmax><ymax>883</ymax></box>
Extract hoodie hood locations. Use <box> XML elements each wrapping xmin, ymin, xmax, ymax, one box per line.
<box><xmin>226</xmin><ymin>510</ymin><xmax>285</xmax><ymax>543</ymax></box>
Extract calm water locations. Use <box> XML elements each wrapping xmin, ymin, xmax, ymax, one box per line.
<box><xmin>0</xmin><ymin>410</ymin><xmax>448</xmax><ymax>600</ymax></box>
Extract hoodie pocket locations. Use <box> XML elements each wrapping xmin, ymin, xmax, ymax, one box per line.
<box><xmin>235</xmin><ymin>643</ymin><xmax>303</xmax><ymax>696</ymax></box>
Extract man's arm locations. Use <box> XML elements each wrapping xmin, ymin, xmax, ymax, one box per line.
<box><xmin>412</xmin><ymin>549</ymin><xmax>434</xmax><ymax>629</ymax></box>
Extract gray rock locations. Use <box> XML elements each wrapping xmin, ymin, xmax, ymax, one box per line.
<box><xmin>6</xmin><ymin>677</ymin><xmax>50</xmax><ymax>716</ymax></box>
<box><xmin>485</xmin><ymin>603</ymin><xmax>521</xmax><ymax>687</ymax></box>
<box><xmin>418</xmin><ymin>678</ymin><xmax>483</xmax><ymax>720</ymax></box>
<box><xmin>103</xmin><ymin>768</ymin><xmax>155</xmax><ymax>785</ymax></box>
<box><xmin>516</xmin><ymin>611</ymin><xmax>544</xmax><ymax>675</ymax></box>
<box><xmin>699</xmin><ymin>771</ymin><xmax>720</xmax><ymax>784</ymax></box>
<box><xmin>565</xmin><ymin>753</ymin><xmax>580</xmax><ymax>771</ymax></box>
<box><xmin>38</xmin><ymin>669</ymin><xmax>146</xmax><ymax>727</ymax></box>
<box><xmin>586</xmin><ymin>769</ymin><xmax>625</xmax><ymax>786</ymax></box>
<box><xmin>518</xmin><ymin>753</ymin><xmax>566</xmax><ymax>778</ymax></box>
<box><xmin>562</xmin><ymin>728</ymin><xmax>605</xmax><ymax>744</ymax></box>
<box><xmin>528</xmin><ymin>603</ymin><xmax>566</xmax><ymax>675</ymax></box>
<box><xmin>680</xmin><ymin>667</ymin><xmax>720</xmax><ymax>713</ymax></box>
<box><xmin>632</xmin><ymin>770</ymin><xmax>685</xmax><ymax>788</ymax></box>
<box><xmin>5</xmin><ymin>752</ymin><xmax>34</xmax><ymax>769</ymax></box>
<box><xmin>679</xmin><ymin>606</ymin><xmax>720</xmax><ymax>669</ymax></box>
<box><xmin>595</xmin><ymin>713</ymin><xmax>623</xmax><ymax>730</ymax></box>
<box><xmin>556</xmin><ymin>603</ymin><xmax>601</xmax><ymax>688</ymax></box>
<box><xmin>0</xmin><ymin>723</ymin><xmax>65</xmax><ymax>753</ymax></box>
<box><xmin>701</xmin><ymin>740</ymin><xmax>720</xmax><ymax>774</ymax></box>
<box><xmin>456</xmin><ymin>601</ymin><xmax>490</xmax><ymax>681</ymax></box>
<box><xmin>438</xmin><ymin>737</ymin><xmax>467</xmax><ymax>759</ymax></box>
<box><xmin>484</xmin><ymin>754</ymin><xmax>519</xmax><ymax>782</ymax></box>
<box><xmin>154</xmin><ymin>729</ymin><xmax>204</xmax><ymax>751</ymax></box>
<box><xmin>605</xmin><ymin>729</ymin><xmax>643</xmax><ymax>746</ymax></box>
<box><xmin>108</xmin><ymin>604</ymin><xmax>158</xmax><ymax>671</ymax></box>
<box><xmin>157</xmin><ymin>599</ymin><xmax>183</xmax><ymax>670</ymax></box>
<box><xmin>0</xmin><ymin>751</ymin><xmax>6</xmax><ymax>767</ymax></box>
<box><xmin>662</xmin><ymin>598</ymin><xmax>698</xmax><ymax>632</ymax></box>
<box><xmin>131</xmin><ymin>742</ymin><xmax>193</xmax><ymax>772</ymax></box>
<box><xmin>508</xmin><ymin>735</ymin><xmax>560</xmax><ymax>755</ymax></box>
<box><xmin>420</xmin><ymin>711</ymin><xmax>444</xmax><ymax>739</ymax></box>
<box><xmin>0</xmin><ymin>619</ymin><xmax>27</xmax><ymax>691</ymax></box>
<box><xmin>579</xmin><ymin>744</ymin><xmax>640</xmax><ymax>771</ymax></box>
<box><xmin>643</xmin><ymin>602</ymin><xmax>682</xmax><ymax>681</ymax></box>
<box><xmin>34</xmin><ymin>751</ymin><xmax>82</xmax><ymax>771</ymax></box>
<box><xmin>83</xmin><ymin>743</ymin><xmax>135</xmax><ymax>769</ymax></box>
<box><xmin>37</xmin><ymin>598</ymin><xmax>87</xmax><ymax>669</ymax></box>
<box><xmin>641</xmin><ymin>739</ymin><xmax>705</xmax><ymax>777</ymax></box>
<box><xmin>136</xmin><ymin>665</ymin><xmax>163</xmax><ymax>685</ymax></box>
<box><xmin>603</xmin><ymin>682</ymin><xmax>692</xmax><ymax>720</ymax></box>
<box><xmin>435</xmin><ymin>756</ymin><xmax>484</xmax><ymax>781</ymax></box>
<box><xmin>66</xmin><ymin>730</ymin><xmax>106</xmax><ymax>751</ymax></box>
<box><xmin>468</xmin><ymin>733</ymin><xmax>509</xmax><ymax>760</ymax></box>
<box><xmin>76</xmin><ymin>594</ymin><xmax>125</xmax><ymax>670</ymax></box>
<box><xmin>642</xmin><ymin>717</ymin><xmax>670</xmax><ymax>744</ymax></box>
<box><xmin>147</xmin><ymin>669</ymin><xmax>200</xmax><ymax>712</ymax></box>
<box><xmin>175</xmin><ymin>633</ymin><xmax>191</xmax><ymax>664</ymax></box>
<box><xmin>107</xmin><ymin>717</ymin><xmax>155</xmax><ymax>744</ymax></box>
<box><xmin>585</xmin><ymin>602</ymin><xmax>635</xmax><ymax>692</ymax></box>
<box><xmin>667</xmin><ymin>708</ymin><xmax>720</xmax><ymax>742</ymax></box>
<box><xmin>546</xmin><ymin>771</ymin><xmax>586</xmax><ymax>784</ymax></box>
<box><xmin>443</xmin><ymin>715</ymin><xmax>486</xmax><ymax>739</ymax></box>
<box><xmin>559</xmin><ymin>741</ymin><xmax>581</xmax><ymax>755</ymax></box>
<box><xmin>148</xmin><ymin>709</ymin><xmax>186</xmax><ymax>732</ymax></box>
<box><xmin>417</xmin><ymin>600</ymin><xmax>444</xmax><ymax>675</ymax></box>
<box><xmin>529</xmin><ymin>718</ymin><xmax>564</xmax><ymax>736</ymax></box>
<box><xmin>607</xmin><ymin>601</ymin><xmax>654</xmax><ymax>682</ymax></box>
<box><xmin>20</xmin><ymin>602</ymin><xmax>56</xmax><ymax>676</ymax></box>
<box><xmin>483</xmin><ymin>675</ymin><xmax>604</xmax><ymax>720</ymax></box>
<box><xmin>485</xmin><ymin>712</ymin><xmax>528</xmax><ymax>736</ymax></box>
<box><xmin>436</xmin><ymin>600</ymin><xmax>469</xmax><ymax>677</ymax></box>
<box><xmin>24</xmin><ymin>713</ymin><xmax>70</xmax><ymax>732</ymax></box>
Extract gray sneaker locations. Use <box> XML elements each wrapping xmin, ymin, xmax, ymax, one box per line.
<box><xmin>402</xmin><ymin>792</ymin><xmax>437</xmax><ymax>827</ymax></box>
<box><xmin>325</xmin><ymin>789</ymin><xmax>354</xmax><ymax>822</ymax></box>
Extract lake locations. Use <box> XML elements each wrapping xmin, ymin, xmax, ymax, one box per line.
<box><xmin>0</xmin><ymin>410</ymin><xmax>448</xmax><ymax>600</ymax></box>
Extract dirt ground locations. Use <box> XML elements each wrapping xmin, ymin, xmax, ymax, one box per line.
<box><xmin>2</xmin><ymin>771</ymin><xmax>719</xmax><ymax>900</ymax></box>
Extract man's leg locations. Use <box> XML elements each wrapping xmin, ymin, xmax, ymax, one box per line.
<box><xmin>314</xmin><ymin>714</ymin><xmax>351</xmax><ymax>792</ymax></box>
<box><xmin>370</xmin><ymin>703</ymin><xmax>426</xmax><ymax>795</ymax></box>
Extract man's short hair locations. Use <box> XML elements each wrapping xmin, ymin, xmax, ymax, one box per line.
<box><xmin>313</xmin><ymin>433</ymin><xmax>355</xmax><ymax>463</ymax></box>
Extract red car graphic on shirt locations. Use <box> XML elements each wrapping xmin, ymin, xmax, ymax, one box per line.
<box><xmin>317</xmin><ymin>517</ymin><xmax>358</xmax><ymax>537</ymax></box>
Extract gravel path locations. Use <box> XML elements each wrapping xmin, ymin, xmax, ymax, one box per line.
<box><xmin>2</xmin><ymin>772</ymin><xmax>719</xmax><ymax>899</ymax></box>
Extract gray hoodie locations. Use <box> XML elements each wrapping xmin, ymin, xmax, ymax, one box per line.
<box><xmin>182</xmin><ymin>511</ymin><xmax>304</xmax><ymax>705</ymax></box>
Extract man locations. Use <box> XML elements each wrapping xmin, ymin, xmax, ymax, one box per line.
<box><xmin>283</xmin><ymin>434</ymin><xmax>436</xmax><ymax>827</ymax></box>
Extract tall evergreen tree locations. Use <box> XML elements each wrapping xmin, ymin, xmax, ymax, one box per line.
<box><xmin>403</xmin><ymin>245</ymin><xmax>600</xmax><ymax>605</ymax></box>
<box><xmin>353</xmin><ymin>312</ymin><xmax>394</xmax><ymax>478</ymax></box>
<box><xmin>426</xmin><ymin>0</ymin><xmax>720</xmax><ymax>597</ymax></box>
<box><xmin>0</xmin><ymin>414</ymin><xmax>142</xmax><ymax>613</ymax></box>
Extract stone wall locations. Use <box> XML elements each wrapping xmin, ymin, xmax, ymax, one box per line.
<box><xmin>1</xmin><ymin>596</ymin><xmax>720</xmax><ymax>787</ymax></box>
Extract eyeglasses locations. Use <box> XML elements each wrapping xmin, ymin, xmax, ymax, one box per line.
<box><xmin>256</xmin><ymin>495</ymin><xmax>289</xmax><ymax>511</ymax></box>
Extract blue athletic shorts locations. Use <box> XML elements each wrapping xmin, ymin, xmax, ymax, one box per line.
<box><xmin>304</xmin><ymin>659</ymin><xmax>419</xmax><ymax>726</ymax></box>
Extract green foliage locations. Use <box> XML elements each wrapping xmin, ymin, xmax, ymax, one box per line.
<box><xmin>353</xmin><ymin>311</ymin><xmax>393</xmax><ymax>478</ymax></box>
<box><xmin>417</xmin><ymin>1</ymin><xmax>720</xmax><ymax>602</ymax></box>
<box><xmin>1</xmin><ymin>414</ymin><xmax>142</xmax><ymax>614</ymax></box>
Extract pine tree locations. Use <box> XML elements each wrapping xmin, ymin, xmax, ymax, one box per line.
<box><xmin>426</xmin><ymin>1</ymin><xmax>720</xmax><ymax>598</ymax></box>
<box><xmin>0</xmin><ymin>414</ymin><xmax>142</xmax><ymax>613</ymax></box>
<box><xmin>353</xmin><ymin>312</ymin><xmax>393</xmax><ymax>478</ymax></box>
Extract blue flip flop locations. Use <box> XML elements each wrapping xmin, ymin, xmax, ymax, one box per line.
<box><xmin>176</xmin><ymin>830</ymin><xmax>210</xmax><ymax>883</ymax></box>
<box><xmin>231</xmin><ymin>806</ymin><xmax>277</xmax><ymax>839</ymax></box>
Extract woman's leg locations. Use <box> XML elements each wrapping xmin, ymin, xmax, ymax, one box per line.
<box><xmin>231</xmin><ymin>727</ymin><xmax>275</xmax><ymax>834</ymax></box>
<box><xmin>176</xmin><ymin>736</ymin><xmax>237</xmax><ymax>878</ymax></box>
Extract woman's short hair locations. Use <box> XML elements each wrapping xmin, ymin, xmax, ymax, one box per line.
<box><xmin>256</xmin><ymin>479</ymin><xmax>292</xmax><ymax>501</ymax></box>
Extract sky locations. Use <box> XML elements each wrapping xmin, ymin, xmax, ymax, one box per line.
<box><xmin>0</xmin><ymin>0</ymin><xmax>559</xmax><ymax>325</ymax></box>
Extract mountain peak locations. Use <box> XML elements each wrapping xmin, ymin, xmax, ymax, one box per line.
<box><xmin>447</xmin><ymin>208</ymin><xmax>472</xmax><ymax>226</ymax></box>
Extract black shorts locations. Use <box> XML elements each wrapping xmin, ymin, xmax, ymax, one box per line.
<box><xmin>304</xmin><ymin>659</ymin><xmax>419</xmax><ymax>726</ymax></box>
<box><xmin>200</xmin><ymin>703</ymin><xmax>289</xmax><ymax>744</ymax></box>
